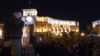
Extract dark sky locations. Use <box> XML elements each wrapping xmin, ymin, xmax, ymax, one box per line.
<box><xmin>0</xmin><ymin>0</ymin><xmax>100</xmax><ymax>31</ymax></box>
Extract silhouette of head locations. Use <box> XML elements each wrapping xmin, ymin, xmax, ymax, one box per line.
<box><xmin>13</xmin><ymin>10</ymin><xmax>23</xmax><ymax>20</ymax></box>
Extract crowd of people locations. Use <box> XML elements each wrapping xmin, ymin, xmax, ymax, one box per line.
<box><xmin>1</xmin><ymin>32</ymin><xmax>100</xmax><ymax>56</ymax></box>
<box><xmin>35</xmin><ymin>36</ymin><xmax>100</xmax><ymax>56</ymax></box>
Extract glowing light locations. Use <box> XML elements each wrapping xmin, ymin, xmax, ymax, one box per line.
<box><xmin>0</xmin><ymin>30</ymin><xmax>2</xmax><ymax>36</ymax></box>
<box><xmin>0</xmin><ymin>30</ymin><xmax>2</xmax><ymax>39</ymax></box>
<box><xmin>81</xmin><ymin>32</ymin><xmax>85</xmax><ymax>37</ymax></box>
<box><xmin>55</xmin><ymin>33</ymin><xmax>59</xmax><ymax>36</ymax></box>
<box><xmin>36</xmin><ymin>28</ymin><xmax>48</xmax><ymax>32</ymax></box>
<box><xmin>76</xmin><ymin>29</ymin><xmax>79</xmax><ymax>32</ymax></box>
<box><xmin>48</xmin><ymin>17</ymin><xmax>77</xmax><ymax>26</ymax></box>
<box><xmin>35</xmin><ymin>16</ymin><xmax>48</xmax><ymax>22</ymax></box>
<box><xmin>42</xmin><ymin>29</ymin><xmax>47</xmax><ymax>32</ymax></box>
<box><xmin>59</xmin><ymin>33</ymin><xmax>62</xmax><ymax>36</ymax></box>
<box><xmin>39</xmin><ymin>37</ymin><xmax>42</xmax><ymax>41</ymax></box>
<box><xmin>22</xmin><ymin>16</ymin><xmax>34</xmax><ymax>24</ymax></box>
<box><xmin>36</xmin><ymin>29</ymin><xmax>40</xmax><ymax>32</ymax></box>
<box><xmin>26</xmin><ymin>16</ymin><xmax>34</xmax><ymax>24</ymax></box>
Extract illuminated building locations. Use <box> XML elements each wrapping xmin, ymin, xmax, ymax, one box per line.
<box><xmin>35</xmin><ymin>17</ymin><xmax>79</xmax><ymax>40</ymax></box>
<box><xmin>0</xmin><ymin>9</ymin><xmax>79</xmax><ymax>46</ymax></box>
<box><xmin>34</xmin><ymin>16</ymin><xmax>79</xmax><ymax>33</ymax></box>
<box><xmin>22</xmin><ymin>9</ymin><xmax>79</xmax><ymax>43</ymax></box>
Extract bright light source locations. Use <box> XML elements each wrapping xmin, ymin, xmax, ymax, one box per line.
<box><xmin>76</xmin><ymin>29</ymin><xmax>79</xmax><ymax>32</ymax></box>
<box><xmin>39</xmin><ymin>37</ymin><xmax>42</xmax><ymax>41</ymax></box>
<box><xmin>35</xmin><ymin>16</ymin><xmax>47</xmax><ymax>22</ymax></box>
<box><xmin>55</xmin><ymin>33</ymin><xmax>59</xmax><ymax>36</ymax></box>
<box><xmin>0</xmin><ymin>30</ymin><xmax>2</xmax><ymax>39</ymax></box>
<box><xmin>59</xmin><ymin>33</ymin><xmax>62</xmax><ymax>36</ymax></box>
<box><xmin>81</xmin><ymin>32</ymin><xmax>85</xmax><ymax>37</ymax></box>
<box><xmin>26</xmin><ymin>16</ymin><xmax>34</xmax><ymax>24</ymax></box>
<box><xmin>0</xmin><ymin>30</ymin><xmax>2</xmax><ymax>36</ymax></box>
<box><xmin>48</xmin><ymin>17</ymin><xmax>77</xmax><ymax>26</ymax></box>
<box><xmin>22</xmin><ymin>16</ymin><xmax>34</xmax><ymax>24</ymax></box>
<box><xmin>36</xmin><ymin>29</ymin><xmax>40</xmax><ymax>32</ymax></box>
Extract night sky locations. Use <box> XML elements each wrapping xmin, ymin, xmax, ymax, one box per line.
<box><xmin>0</xmin><ymin>0</ymin><xmax>100</xmax><ymax>31</ymax></box>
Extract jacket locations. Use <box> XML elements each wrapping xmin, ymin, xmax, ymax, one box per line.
<box><xmin>3</xmin><ymin>18</ymin><xmax>24</xmax><ymax>41</ymax></box>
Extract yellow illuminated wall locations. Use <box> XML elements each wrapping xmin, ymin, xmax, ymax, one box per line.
<box><xmin>34</xmin><ymin>16</ymin><xmax>79</xmax><ymax>33</ymax></box>
<box><xmin>34</xmin><ymin>16</ymin><xmax>50</xmax><ymax>33</ymax></box>
<box><xmin>23</xmin><ymin>9</ymin><xmax>38</xmax><ymax>16</ymax></box>
<box><xmin>35</xmin><ymin>16</ymin><xmax>48</xmax><ymax>22</ymax></box>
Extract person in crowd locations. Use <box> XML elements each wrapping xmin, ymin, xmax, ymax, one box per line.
<box><xmin>2</xmin><ymin>41</ymin><xmax>12</xmax><ymax>56</ymax></box>
<box><xmin>24</xmin><ymin>44</ymin><xmax>35</xmax><ymax>56</ymax></box>
<box><xmin>3</xmin><ymin>10</ymin><xmax>24</xmax><ymax>56</ymax></box>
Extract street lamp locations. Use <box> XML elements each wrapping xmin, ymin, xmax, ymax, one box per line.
<box><xmin>81</xmin><ymin>32</ymin><xmax>85</xmax><ymax>37</ymax></box>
